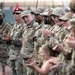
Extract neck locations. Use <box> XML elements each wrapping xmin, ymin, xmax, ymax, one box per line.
<box><xmin>16</xmin><ymin>19</ymin><xmax>23</xmax><ymax>25</ymax></box>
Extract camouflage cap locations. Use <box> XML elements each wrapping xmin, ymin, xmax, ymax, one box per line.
<box><xmin>32</xmin><ymin>8</ymin><xmax>44</xmax><ymax>15</ymax></box>
<box><xmin>68</xmin><ymin>19</ymin><xmax>75</xmax><ymax>30</ymax></box>
<box><xmin>21</xmin><ymin>10</ymin><xmax>31</xmax><ymax>17</ymax></box>
<box><xmin>0</xmin><ymin>9</ymin><xmax>4</xmax><ymax>18</ymax></box>
<box><xmin>51</xmin><ymin>7</ymin><xmax>65</xmax><ymax>16</ymax></box>
<box><xmin>59</xmin><ymin>12</ymin><xmax>72</xmax><ymax>21</ymax></box>
<box><xmin>40</xmin><ymin>8</ymin><xmax>53</xmax><ymax>16</ymax></box>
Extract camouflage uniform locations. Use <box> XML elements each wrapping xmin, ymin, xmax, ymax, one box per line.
<box><xmin>64</xmin><ymin>19</ymin><xmax>75</xmax><ymax>75</ymax></box>
<box><xmin>20</xmin><ymin>10</ymin><xmax>38</xmax><ymax>75</ymax></box>
<box><xmin>47</xmin><ymin>7</ymin><xmax>73</xmax><ymax>75</ymax></box>
<box><xmin>34</xmin><ymin>21</ymin><xmax>48</xmax><ymax>53</ymax></box>
<box><xmin>21</xmin><ymin>21</ymin><xmax>38</xmax><ymax>75</ymax></box>
<box><xmin>55</xmin><ymin>19</ymin><xmax>75</xmax><ymax>75</ymax></box>
<box><xmin>0</xmin><ymin>9</ymin><xmax>11</xmax><ymax>71</ymax></box>
<box><xmin>9</xmin><ymin>22</ymin><xmax>25</xmax><ymax>75</ymax></box>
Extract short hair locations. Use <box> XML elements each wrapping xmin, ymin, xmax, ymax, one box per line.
<box><xmin>69</xmin><ymin>0</ymin><xmax>75</xmax><ymax>13</ymax></box>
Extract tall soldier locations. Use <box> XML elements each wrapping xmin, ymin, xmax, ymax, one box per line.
<box><xmin>4</xmin><ymin>7</ymin><xmax>25</xmax><ymax>75</ymax></box>
<box><xmin>9</xmin><ymin>7</ymin><xmax>25</xmax><ymax>75</ymax></box>
<box><xmin>0</xmin><ymin>9</ymin><xmax>12</xmax><ymax>75</ymax></box>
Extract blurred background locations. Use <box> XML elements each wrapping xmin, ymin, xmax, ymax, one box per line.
<box><xmin>0</xmin><ymin>0</ymin><xmax>70</xmax><ymax>9</ymax></box>
<box><xmin>0</xmin><ymin>0</ymin><xmax>70</xmax><ymax>25</ymax></box>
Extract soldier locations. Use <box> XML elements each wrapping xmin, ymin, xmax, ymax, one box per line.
<box><xmin>9</xmin><ymin>7</ymin><xmax>25</xmax><ymax>75</ymax></box>
<box><xmin>40</xmin><ymin>8</ymin><xmax>54</xmax><ymax>30</ymax></box>
<box><xmin>50</xmin><ymin>19</ymin><xmax>75</xmax><ymax>75</ymax></box>
<box><xmin>31</xmin><ymin>8</ymin><xmax>48</xmax><ymax>53</ymax></box>
<box><xmin>64</xmin><ymin>18</ymin><xmax>75</xmax><ymax>75</ymax></box>
<box><xmin>4</xmin><ymin>7</ymin><xmax>25</xmax><ymax>75</ymax></box>
<box><xmin>20</xmin><ymin>10</ymin><xmax>38</xmax><ymax>75</ymax></box>
<box><xmin>0</xmin><ymin>9</ymin><xmax>12</xmax><ymax>75</ymax></box>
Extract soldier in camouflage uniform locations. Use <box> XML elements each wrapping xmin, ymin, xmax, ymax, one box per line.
<box><xmin>32</xmin><ymin>8</ymin><xmax>48</xmax><ymax>53</ymax></box>
<box><xmin>20</xmin><ymin>10</ymin><xmax>38</xmax><ymax>75</ymax></box>
<box><xmin>62</xmin><ymin>19</ymin><xmax>75</xmax><ymax>75</ymax></box>
<box><xmin>48</xmin><ymin>19</ymin><xmax>75</xmax><ymax>75</ymax></box>
<box><xmin>0</xmin><ymin>9</ymin><xmax>12</xmax><ymax>75</ymax></box>
<box><xmin>7</xmin><ymin>7</ymin><xmax>25</xmax><ymax>75</ymax></box>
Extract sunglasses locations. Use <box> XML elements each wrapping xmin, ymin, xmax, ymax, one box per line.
<box><xmin>13</xmin><ymin>12</ymin><xmax>20</xmax><ymax>15</ymax></box>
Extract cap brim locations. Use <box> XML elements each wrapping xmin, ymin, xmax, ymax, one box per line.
<box><xmin>59</xmin><ymin>17</ymin><xmax>69</xmax><ymax>21</ymax></box>
<box><xmin>51</xmin><ymin>13</ymin><xmax>59</xmax><ymax>16</ymax></box>
<box><xmin>40</xmin><ymin>12</ymin><xmax>48</xmax><ymax>16</ymax></box>
<box><xmin>21</xmin><ymin>14</ymin><xmax>30</xmax><ymax>17</ymax></box>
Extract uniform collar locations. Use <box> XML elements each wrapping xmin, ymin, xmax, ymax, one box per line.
<box><xmin>27</xmin><ymin>20</ymin><xmax>34</xmax><ymax>29</ymax></box>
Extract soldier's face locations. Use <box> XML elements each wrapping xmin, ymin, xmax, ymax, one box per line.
<box><xmin>52</xmin><ymin>15</ymin><xmax>59</xmax><ymax>24</ymax></box>
<box><xmin>13</xmin><ymin>12</ymin><xmax>22</xmax><ymax>21</ymax></box>
<box><xmin>22</xmin><ymin>14</ymin><xmax>33</xmax><ymax>25</ymax></box>
<box><xmin>34</xmin><ymin>14</ymin><xmax>43</xmax><ymax>22</ymax></box>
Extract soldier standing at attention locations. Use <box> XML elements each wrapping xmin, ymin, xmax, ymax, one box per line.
<box><xmin>20</xmin><ymin>10</ymin><xmax>38</xmax><ymax>75</ymax></box>
<box><xmin>3</xmin><ymin>7</ymin><xmax>25</xmax><ymax>75</ymax></box>
<box><xmin>0</xmin><ymin>9</ymin><xmax>12</xmax><ymax>75</ymax></box>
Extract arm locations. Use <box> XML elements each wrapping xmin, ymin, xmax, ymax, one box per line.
<box><xmin>26</xmin><ymin>59</ymin><xmax>51</xmax><ymax>75</ymax></box>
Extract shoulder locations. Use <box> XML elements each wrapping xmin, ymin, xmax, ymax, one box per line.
<box><xmin>4</xmin><ymin>22</ymin><xmax>11</xmax><ymax>28</ymax></box>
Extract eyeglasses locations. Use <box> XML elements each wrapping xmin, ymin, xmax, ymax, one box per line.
<box><xmin>13</xmin><ymin>12</ymin><xmax>20</xmax><ymax>15</ymax></box>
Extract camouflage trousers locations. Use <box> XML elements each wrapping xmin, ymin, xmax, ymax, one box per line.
<box><xmin>0</xmin><ymin>59</ymin><xmax>13</xmax><ymax>75</ymax></box>
<box><xmin>9</xmin><ymin>59</ymin><xmax>23</xmax><ymax>75</ymax></box>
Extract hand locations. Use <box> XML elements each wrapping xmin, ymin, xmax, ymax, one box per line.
<box><xmin>53</xmin><ymin>43</ymin><xmax>64</xmax><ymax>52</ymax></box>
<box><xmin>26</xmin><ymin>59</ymin><xmax>36</xmax><ymax>69</ymax></box>
<box><xmin>2</xmin><ymin>33</ymin><xmax>11</xmax><ymax>41</ymax></box>
<box><xmin>49</xmin><ymin>58</ymin><xmax>60</xmax><ymax>70</ymax></box>
<box><xmin>42</xmin><ymin>29</ymin><xmax>51</xmax><ymax>40</ymax></box>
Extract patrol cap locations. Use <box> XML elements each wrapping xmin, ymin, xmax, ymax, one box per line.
<box><xmin>68</xmin><ymin>19</ymin><xmax>75</xmax><ymax>30</ymax></box>
<box><xmin>21</xmin><ymin>10</ymin><xmax>31</xmax><ymax>17</ymax></box>
<box><xmin>40</xmin><ymin>8</ymin><xmax>53</xmax><ymax>16</ymax></box>
<box><xmin>59</xmin><ymin>12</ymin><xmax>72</xmax><ymax>21</ymax></box>
<box><xmin>48</xmin><ymin>8</ymin><xmax>53</xmax><ymax>16</ymax></box>
<box><xmin>32</xmin><ymin>8</ymin><xmax>44</xmax><ymax>15</ymax></box>
<box><xmin>0</xmin><ymin>9</ymin><xmax>5</xmax><ymax>19</ymax></box>
<box><xmin>51</xmin><ymin>7</ymin><xmax>65</xmax><ymax>16</ymax></box>
<box><xmin>13</xmin><ymin>7</ymin><xmax>23</xmax><ymax>14</ymax></box>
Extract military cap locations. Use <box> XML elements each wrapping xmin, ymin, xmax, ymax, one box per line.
<box><xmin>21</xmin><ymin>10</ymin><xmax>31</xmax><ymax>17</ymax></box>
<box><xmin>13</xmin><ymin>7</ymin><xmax>23</xmax><ymax>14</ymax></box>
<box><xmin>59</xmin><ymin>12</ymin><xmax>72</xmax><ymax>21</ymax></box>
<box><xmin>51</xmin><ymin>7</ymin><xmax>65</xmax><ymax>16</ymax></box>
<box><xmin>40</xmin><ymin>8</ymin><xmax>53</xmax><ymax>16</ymax></box>
<box><xmin>48</xmin><ymin>8</ymin><xmax>53</xmax><ymax>16</ymax></box>
<box><xmin>0</xmin><ymin>9</ymin><xmax>5</xmax><ymax>18</ymax></box>
<box><xmin>68</xmin><ymin>19</ymin><xmax>75</xmax><ymax>30</ymax></box>
<box><xmin>32</xmin><ymin>8</ymin><xmax>44</xmax><ymax>15</ymax></box>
